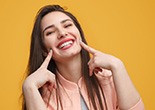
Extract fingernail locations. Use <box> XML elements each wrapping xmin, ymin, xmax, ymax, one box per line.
<box><xmin>89</xmin><ymin>69</ymin><xmax>93</xmax><ymax>76</ymax></box>
<box><xmin>54</xmin><ymin>83</ymin><xmax>57</xmax><ymax>89</ymax></box>
<box><xmin>79</xmin><ymin>39</ymin><xmax>82</xmax><ymax>42</ymax></box>
<box><xmin>48</xmin><ymin>48</ymin><xmax>52</xmax><ymax>55</ymax></box>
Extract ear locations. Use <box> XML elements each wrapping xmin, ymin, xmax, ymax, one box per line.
<box><xmin>42</xmin><ymin>49</ymin><xmax>48</xmax><ymax>57</ymax></box>
<box><xmin>43</xmin><ymin>51</ymin><xmax>48</xmax><ymax>57</ymax></box>
<box><xmin>43</xmin><ymin>48</ymin><xmax>52</xmax><ymax>57</ymax></box>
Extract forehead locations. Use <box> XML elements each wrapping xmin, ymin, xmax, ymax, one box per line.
<box><xmin>41</xmin><ymin>11</ymin><xmax>72</xmax><ymax>29</ymax></box>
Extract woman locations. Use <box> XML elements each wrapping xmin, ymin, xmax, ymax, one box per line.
<box><xmin>22</xmin><ymin>5</ymin><xmax>144</xmax><ymax>110</ymax></box>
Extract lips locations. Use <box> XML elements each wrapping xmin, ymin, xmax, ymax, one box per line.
<box><xmin>57</xmin><ymin>38</ymin><xmax>74</xmax><ymax>50</ymax></box>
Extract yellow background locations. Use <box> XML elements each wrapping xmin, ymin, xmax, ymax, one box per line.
<box><xmin>0</xmin><ymin>0</ymin><xmax>154</xmax><ymax>109</ymax></box>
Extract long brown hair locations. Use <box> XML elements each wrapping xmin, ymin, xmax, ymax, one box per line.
<box><xmin>22</xmin><ymin>5</ymin><xmax>107</xmax><ymax>110</ymax></box>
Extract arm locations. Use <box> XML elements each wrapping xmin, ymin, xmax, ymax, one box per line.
<box><xmin>22</xmin><ymin>50</ymin><xmax>56</xmax><ymax>110</ymax></box>
<box><xmin>80</xmin><ymin>41</ymin><xmax>144</xmax><ymax>110</ymax></box>
<box><xmin>110</xmin><ymin>58</ymin><xmax>141</xmax><ymax>109</ymax></box>
<box><xmin>23</xmin><ymin>82</ymin><xmax>47</xmax><ymax>110</ymax></box>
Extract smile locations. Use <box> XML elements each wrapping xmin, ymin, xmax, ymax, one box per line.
<box><xmin>57</xmin><ymin>39</ymin><xmax>74</xmax><ymax>50</ymax></box>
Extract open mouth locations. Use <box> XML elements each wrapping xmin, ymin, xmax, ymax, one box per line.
<box><xmin>57</xmin><ymin>38</ymin><xmax>74</xmax><ymax>50</ymax></box>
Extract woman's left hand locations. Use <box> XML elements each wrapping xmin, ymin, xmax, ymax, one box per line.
<box><xmin>80</xmin><ymin>41</ymin><xmax>143</xmax><ymax>109</ymax></box>
<box><xmin>80</xmin><ymin>41</ymin><xmax>121</xmax><ymax>76</ymax></box>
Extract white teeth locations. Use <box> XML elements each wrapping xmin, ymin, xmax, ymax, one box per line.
<box><xmin>59</xmin><ymin>40</ymin><xmax>73</xmax><ymax>49</ymax></box>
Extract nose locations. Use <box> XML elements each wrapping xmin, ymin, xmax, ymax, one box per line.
<box><xmin>57</xmin><ymin>29</ymin><xmax>68</xmax><ymax>39</ymax></box>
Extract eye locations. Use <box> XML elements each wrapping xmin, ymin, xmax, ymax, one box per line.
<box><xmin>46</xmin><ymin>31</ymin><xmax>55</xmax><ymax>36</ymax></box>
<box><xmin>64</xmin><ymin>23</ymin><xmax>73</xmax><ymax>28</ymax></box>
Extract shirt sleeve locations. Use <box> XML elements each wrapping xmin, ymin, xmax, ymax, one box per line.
<box><xmin>95</xmin><ymin>69</ymin><xmax>145</xmax><ymax>110</ymax></box>
<box><xmin>127</xmin><ymin>98</ymin><xmax>145</xmax><ymax>110</ymax></box>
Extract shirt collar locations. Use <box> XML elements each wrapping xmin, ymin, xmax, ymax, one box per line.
<box><xmin>57</xmin><ymin>71</ymin><xmax>84</xmax><ymax>90</ymax></box>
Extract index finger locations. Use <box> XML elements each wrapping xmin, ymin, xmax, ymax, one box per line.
<box><xmin>80</xmin><ymin>41</ymin><xmax>97</xmax><ymax>54</ymax></box>
<box><xmin>41</xmin><ymin>49</ymin><xmax>53</xmax><ymax>68</ymax></box>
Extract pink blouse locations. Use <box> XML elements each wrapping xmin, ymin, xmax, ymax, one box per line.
<box><xmin>45</xmin><ymin>71</ymin><xmax>145</xmax><ymax>110</ymax></box>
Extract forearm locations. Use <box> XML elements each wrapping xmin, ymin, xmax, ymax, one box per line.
<box><xmin>23</xmin><ymin>83</ymin><xmax>47</xmax><ymax>110</ymax></box>
<box><xmin>111</xmin><ymin>59</ymin><xmax>140</xmax><ymax>109</ymax></box>
<box><xmin>80</xmin><ymin>42</ymin><xmax>142</xmax><ymax>109</ymax></box>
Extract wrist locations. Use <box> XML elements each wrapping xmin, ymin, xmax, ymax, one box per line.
<box><xmin>22</xmin><ymin>79</ymin><xmax>38</xmax><ymax>93</ymax></box>
<box><xmin>110</xmin><ymin>57</ymin><xmax>125</xmax><ymax>73</ymax></box>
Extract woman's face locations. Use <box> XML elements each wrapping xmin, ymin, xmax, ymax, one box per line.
<box><xmin>41</xmin><ymin>11</ymin><xmax>82</xmax><ymax>62</ymax></box>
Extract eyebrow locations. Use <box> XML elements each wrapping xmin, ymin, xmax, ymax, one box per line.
<box><xmin>42</xmin><ymin>19</ymin><xmax>73</xmax><ymax>33</ymax></box>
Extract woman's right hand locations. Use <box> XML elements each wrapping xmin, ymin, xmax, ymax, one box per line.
<box><xmin>22</xmin><ymin>50</ymin><xmax>56</xmax><ymax>109</ymax></box>
<box><xmin>22</xmin><ymin>49</ymin><xmax>56</xmax><ymax>95</ymax></box>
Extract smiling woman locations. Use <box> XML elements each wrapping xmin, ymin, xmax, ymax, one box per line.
<box><xmin>22</xmin><ymin>5</ymin><xmax>145</xmax><ymax>110</ymax></box>
<box><xmin>41</xmin><ymin>11</ymin><xmax>81</xmax><ymax>62</ymax></box>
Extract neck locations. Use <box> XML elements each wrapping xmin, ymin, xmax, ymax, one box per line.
<box><xmin>55</xmin><ymin>54</ymin><xmax>82</xmax><ymax>84</ymax></box>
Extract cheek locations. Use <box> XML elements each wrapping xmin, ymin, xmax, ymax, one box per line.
<box><xmin>43</xmin><ymin>38</ymin><xmax>55</xmax><ymax>50</ymax></box>
<box><xmin>75</xmin><ymin>29</ymin><xmax>81</xmax><ymax>38</ymax></box>
<box><xmin>69</xmin><ymin>29</ymin><xmax>81</xmax><ymax>40</ymax></box>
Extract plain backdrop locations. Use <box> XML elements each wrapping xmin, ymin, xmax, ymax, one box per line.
<box><xmin>0</xmin><ymin>0</ymin><xmax>154</xmax><ymax>109</ymax></box>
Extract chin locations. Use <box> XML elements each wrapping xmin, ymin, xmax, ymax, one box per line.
<box><xmin>65</xmin><ymin>48</ymin><xmax>81</xmax><ymax>58</ymax></box>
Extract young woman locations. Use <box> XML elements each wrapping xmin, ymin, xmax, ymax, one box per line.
<box><xmin>22</xmin><ymin>5</ymin><xmax>144</xmax><ymax>110</ymax></box>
